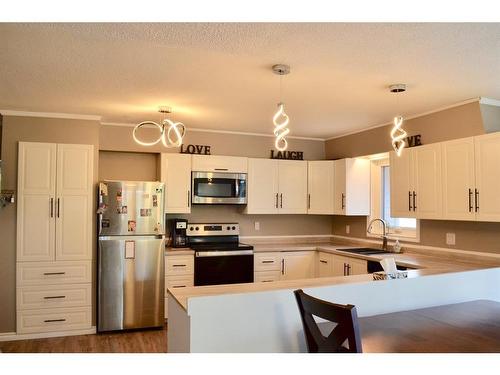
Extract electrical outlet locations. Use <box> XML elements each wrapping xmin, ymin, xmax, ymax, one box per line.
<box><xmin>254</xmin><ymin>221</ymin><xmax>260</xmax><ymax>231</ymax></box>
<box><xmin>346</xmin><ymin>225</ymin><xmax>350</xmax><ymax>234</ymax></box>
<box><xmin>446</xmin><ymin>233</ymin><xmax>456</xmax><ymax>246</ymax></box>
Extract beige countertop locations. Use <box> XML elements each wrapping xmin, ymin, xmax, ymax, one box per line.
<box><xmin>166</xmin><ymin>240</ymin><xmax>500</xmax><ymax>311</ymax></box>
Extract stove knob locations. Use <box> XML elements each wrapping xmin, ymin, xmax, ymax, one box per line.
<box><xmin>226</xmin><ymin>226</ymin><xmax>231</xmax><ymax>230</ymax></box>
<box><xmin>232</xmin><ymin>226</ymin><xmax>236</xmax><ymax>230</ymax></box>
<box><xmin>189</xmin><ymin>227</ymin><xmax>194</xmax><ymax>231</ymax></box>
<box><xmin>195</xmin><ymin>226</ymin><xmax>199</xmax><ymax>231</ymax></box>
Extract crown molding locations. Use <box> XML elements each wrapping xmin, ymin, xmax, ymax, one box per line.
<box><xmin>101</xmin><ymin>122</ymin><xmax>326</xmax><ymax>141</ymax></box>
<box><xmin>325</xmin><ymin>97</ymin><xmax>482</xmax><ymax>141</ymax></box>
<box><xmin>0</xmin><ymin>109</ymin><xmax>102</xmax><ymax>121</ymax></box>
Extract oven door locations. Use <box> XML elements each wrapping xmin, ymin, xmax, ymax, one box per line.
<box><xmin>191</xmin><ymin>172</ymin><xmax>247</xmax><ymax>204</ymax></box>
<box><xmin>194</xmin><ymin>250</ymin><xmax>254</xmax><ymax>286</ymax></box>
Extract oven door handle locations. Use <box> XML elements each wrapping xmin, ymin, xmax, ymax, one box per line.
<box><xmin>195</xmin><ymin>250</ymin><xmax>254</xmax><ymax>257</ymax></box>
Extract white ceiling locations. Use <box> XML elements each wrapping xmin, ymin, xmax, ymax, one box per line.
<box><xmin>1</xmin><ymin>23</ymin><xmax>500</xmax><ymax>138</ymax></box>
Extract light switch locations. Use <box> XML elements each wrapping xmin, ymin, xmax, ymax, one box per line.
<box><xmin>346</xmin><ymin>225</ymin><xmax>350</xmax><ymax>234</ymax></box>
<box><xmin>446</xmin><ymin>233</ymin><xmax>456</xmax><ymax>246</ymax></box>
<box><xmin>254</xmin><ymin>221</ymin><xmax>260</xmax><ymax>231</ymax></box>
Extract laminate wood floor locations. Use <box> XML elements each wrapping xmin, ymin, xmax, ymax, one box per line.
<box><xmin>0</xmin><ymin>324</ymin><xmax>168</xmax><ymax>353</ymax></box>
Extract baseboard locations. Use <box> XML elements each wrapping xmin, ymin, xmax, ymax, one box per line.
<box><xmin>0</xmin><ymin>327</ymin><xmax>96</xmax><ymax>342</ymax></box>
<box><xmin>331</xmin><ymin>234</ymin><xmax>500</xmax><ymax>260</ymax></box>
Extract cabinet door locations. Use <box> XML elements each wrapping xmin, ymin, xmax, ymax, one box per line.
<box><xmin>442</xmin><ymin>137</ymin><xmax>476</xmax><ymax>221</ymax></box>
<box><xmin>17</xmin><ymin>142</ymin><xmax>57</xmax><ymax>262</ymax></box>
<box><xmin>161</xmin><ymin>153</ymin><xmax>191</xmax><ymax>214</ymax></box>
<box><xmin>307</xmin><ymin>161</ymin><xmax>334</xmax><ymax>214</ymax></box>
<box><xmin>345</xmin><ymin>158</ymin><xmax>370</xmax><ymax>215</ymax></box>
<box><xmin>55</xmin><ymin>144</ymin><xmax>94</xmax><ymax>261</ymax></box>
<box><xmin>278</xmin><ymin>160</ymin><xmax>308</xmax><ymax>214</ymax></box>
<box><xmin>333</xmin><ymin>159</ymin><xmax>346</xmax><ymax>214</ymax></box>
<box><xmin>348</xmin><ymin>258</ymin><xmax>368</xmax><ymax>275</ymax></box>
<box><xmin>318</xmin><ymin>252</ymin><xmax>334</xmax><ymax>277</ymax></box>
<box><xmin>413</xmin><ymin>143</ymin><xmax>442</xmax><ymax>219</ymax></box>
<box><xmin>246</xmin><ymin>159</ymin><xmax>279</xmax><ymax>214</ymax></box>
<box><xmin>191</xmin><ymin>155</ymin><xmax>247</xmax><ymax>173</ymax></box>
<box><xmin>389</xmin><ymin>150</ymin><xmax>415</xmax><ymax>218</ymax></box>
<box><xmin>474</xmin><ymin>132</ymin><xmax>500</xmax><ymax>222</ymax></box>
<box><xmin>281</xmin><ymin>252</ymin><xmax>315</xmax><ymax>281</ymax></box>
<box><xmin>332</xmin><ymin>255</ymin><xmax>348</xmax><ymax>277</ymax></box>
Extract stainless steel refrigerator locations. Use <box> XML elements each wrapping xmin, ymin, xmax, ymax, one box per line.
<box><xmin>97</xmin><ymin>181</ymin><xmax>165</xmax><ymax>332</ymax></box>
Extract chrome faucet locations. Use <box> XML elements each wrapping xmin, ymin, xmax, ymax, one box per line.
<box><xmin>367</xmin><ymin>218</ymin><xmax>388</xmax><ymax>251</ymax></box>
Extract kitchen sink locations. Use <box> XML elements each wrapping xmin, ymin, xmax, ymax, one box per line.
<box><xmin>337</xmin><ymin>247</ymin><xmax>393</xmax><ymax>255</ymax></box>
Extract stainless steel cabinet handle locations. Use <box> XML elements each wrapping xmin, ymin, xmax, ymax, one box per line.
<box><xmin>468</xmin><ymin>188</ymin><xmax>473</xmax><ymax>212</ymax></box>
<box><xmin>408</xmin><ymin>191</ymin><xmax>412</xmax><ymax>211</ymax></box>
<box><xmin>262</xmin><ymin>280</ymin><xmax>273</xmax><ymax>283</ymax></box>
<box><xmin>308</xmin><ymin>194</ymin><xmax>311</xmax><ymax>209</ymax></box>
<box><xmin>56</xmin><ymin>198</ymin><xmax>60</xmax><ymax>218</ymax></box>
<box><xmin>171</xmin><ymin>285</ymin><xmax>186</xmax><ymax>288</ymax></box>
<box><xmin>319</xmin><ymin>260</ymin><xmax>328</xmax><ymax>264</ymax></box>
<box><xmin>44</xmin><ymin>295</ymin><xmax>66</xmax><ymax>299</ymax></box>
<box><xmin>214</xmin><ymin>168</ymin><xmax>228</xmax><ymax>171</ymax></box>
<box><xmin>343</xmin><ymin>263</ymin><xmax>347</xmax><ymax>276</ymax></box>
<box><xmin>281</xmin><ymin>259</ymin><xmax>285</xmax><ymax>275</ymax></box>
<box><xmin>412</xmin><ymin>191</ymin><xmax>416</xmax><ymax>211</ymax></box>
<box><xmin>50</xmin><ymin>198</ymin><xmax>54</xmax><ymax>218</ymax></box>
<box><xmin>475</xmin><ymin>189</ymin><xmax>479</xmax><ymax>212</ymax></box>
<box><xmin>280</xmin><ymin>193</ymin><xmax>283</xmax><ymax>208</ymax></box>
<box><xmin>44</xmin><ymin>319</ymin><xmax>66</xmax><ymax>323</ymax></box>
<box><xmin>172</xmin><ymin>264</ymin><xmax>187</xmax><ymax>267</ymax></box>
<box><xmin>262</xmin><ymin>260</ymin><xmax>274</xmax><ymax>264</ymax></box>
<box><xmin>188</xmin><ymin>190</ymin><xmax>190</xmax><ymax>207</ymax></box>
<box><xmin>341</xmin><ymin>193</ymin><xmax>345</xmax><ymax>210</ymax></box>
<box><xmin>43</xmin><ymin>272</ymin><xmax>66</xmax><ymax>276</ymax></box>
<box><xmin>275</xmin><ymin>193</ymin><xmax>278</xmax><ymax>208</ymax></box>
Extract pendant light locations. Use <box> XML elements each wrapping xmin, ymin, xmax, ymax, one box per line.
<box><xmin>272</xmin><ymin>64</ymin><xmax>291</xmax><ymax>151</ymax></box>
<box><xmin>133</xmin><ymin>106</ymin><xmax>186</xmax><ymax>148</ymax></box>
<box><xmin>389</xmin><ymin>84</ymin><xmax>408</xmax><ymax>157</ymax></box>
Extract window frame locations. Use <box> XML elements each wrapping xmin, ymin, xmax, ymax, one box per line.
<box><xmin>367</xmin><ymin>157</ymin><xmax>420</xmax><ymax>243</ymax></box>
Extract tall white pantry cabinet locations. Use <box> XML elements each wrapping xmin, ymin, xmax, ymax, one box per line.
<box><xmin>16</xmin><ymin>142</ymin><xmax>94</xmax><ymax>335</ymax></box>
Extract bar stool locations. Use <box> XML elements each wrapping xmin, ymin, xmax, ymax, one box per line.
<box><xmin>294</xmin><ymin>289</ymin><xmax>362</xmax><ymax>353</ymax></box>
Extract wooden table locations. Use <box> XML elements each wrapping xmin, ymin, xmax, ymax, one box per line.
<box><xmin>358</xmin><ymin>300</ymin><xmax>500</xmax><ymax>353</ymax></box>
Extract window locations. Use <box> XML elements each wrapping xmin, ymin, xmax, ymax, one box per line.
<box><xmin>368</xmin><ymin>158</ymin><xmax>419</xmax><ymax>242</ymax></box>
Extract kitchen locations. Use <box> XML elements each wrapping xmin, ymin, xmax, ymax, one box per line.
<box><xmin>1</xmin><ymin>17</ymin><xmax>500</xmax><ymax>371</ymax></box>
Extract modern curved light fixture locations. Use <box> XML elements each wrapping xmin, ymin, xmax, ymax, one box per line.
<box><xmin>272</xmin><ymin>64</ymin><xmax>291</xmax><ymax>151</ymax></box>
<box><xmin>133</xmin><ymin>106</ymin><xmax>186</xmax><ymax>148</ymax></box>
<box><xmin>389</xmin><ymin>84</ymin><xmax>408</xmax><ymax>157</ymax></box>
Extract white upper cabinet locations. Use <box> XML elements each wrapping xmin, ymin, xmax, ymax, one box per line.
<box><xmin>17</xmin><ymin>142</ymin><xmax>93</xmax><ymax>262</ymax></box>
<box><xmin>442</xmin><ymin>137</ymin><xmax>476</xmax><ymax>220</ymax></box>
<box><xmin>333</xmin><ymin>158</ymin><xmax>370</xmax><ymax>215</ymax></box>
<box><xmin>278</xmin><ymin>160</ymin><xmax>308</xmax><ymax>214</ymax></box>
<box><xmin>474</xmin><ymin>132</ymin><xmax>500</xmax><ymax>222</ymax></box>
<box><xmin>390</xmin><ymin>144</ymin><xmax>442</xmax><ymax>219</ymax></box>
<box><xmin>55</xmin><ymin>144</ymin><xmax>94</xmax><ymax>261</ymax></box>
<box><xmin>308</xmin><ymin>161</ymin><xmax>335</xmax><ymax>215</ymax></box>
<box><xmin>191</xmin><ymin>155</ymin><xmax>247</xmax><ymax>173</ymax></box>
<box><xmin>246</xmin><ymin>158</ymin><xmax>279</xmax><ymax>214</ymax></box>
<box><xmin>245</xmin><ymin>158</ymin><xmax>307</xmax><ymax>214</ymax></box>
<box><xmin>17</xmin><ymin>142</ymin><xmax>57</xmax><ymax>262</ymax></box>
<box><xmin>160</xmin><ymin>153</ymin><xmax>192</xmax><ymax>214</ymax></box>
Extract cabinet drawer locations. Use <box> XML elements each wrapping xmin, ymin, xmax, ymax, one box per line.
<box><xmin>192</xmin><ymin>155</ymin><xmax>248</xmax><ymax>173</ymax></box>
<box><xmin>254</xmin><ymin>252</ymin><xmax>282</xmax><ymax>271</ymax></box>
<box><xmin>165</xmin><ymin>255</ymin><xmax>194</xmax><ymax>276</ymax></box>
<box><xmin>17</xmin><ymin>306</ymin><xmax>92</xmax><ymax>334</ymax></box>
<box><xmin>17</xmin><ymin>261</ymin><xmax>92</xmax><ymax>286</ymax></box>
<box><xmin>165</xmin><ymin>275</ymin><xmax>194</xmax><ymax>296</ymax></box>
<box><xmin>254</xmin><ymin>270</ymin><xmax>281</xmax><ymax>283</ymax></box>
<box><xmin>17</xmin><ymin>284</ymin><xmax>92</xmax><ymax>310</ymax></box>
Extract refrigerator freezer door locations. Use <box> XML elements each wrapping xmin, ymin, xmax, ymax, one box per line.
<box><xmin>98</xmin><ymin>181</ymin><xmax>165</xmax><ymax>236</ymax></box>
<box><xmin>98</xmin><ymin>236</ymin><xmax>165</xmax><ymax>332</ymax></box>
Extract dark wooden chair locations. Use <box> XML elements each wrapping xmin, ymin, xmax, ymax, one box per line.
<box><xmin>294</xmin><ymin>289</ymin><xmax>362</xmax><ymax>353</ymax></box>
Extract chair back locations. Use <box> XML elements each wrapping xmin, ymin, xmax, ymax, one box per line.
<box><xmin>294</xmin><ymin>289</ymin><xmax>362</xmax><ymax>353</ymax></box>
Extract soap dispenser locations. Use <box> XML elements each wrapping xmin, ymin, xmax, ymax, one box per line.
<box><xmin>393</xmin><ymin>240</ymin><xmax>402</xmax><ymax>253</ymax></box>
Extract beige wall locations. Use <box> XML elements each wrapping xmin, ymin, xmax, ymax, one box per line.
<box><xmin>0</xmin><ymin>115</ymin><xmax>100</xmax><ymax>334</ymax></box>
<box><xmin>327</xmin><ymin>102</ymin><xmax>500</xmax><ymax>254</ymax></box>
<box><xmin>99</xmin><ymin>151</ymin><xmax>159</xmax><ymax>181</ymax></box>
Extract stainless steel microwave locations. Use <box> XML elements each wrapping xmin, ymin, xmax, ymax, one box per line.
<box><xmin>191</xmin><ymin>171</ymin><xmax>247</xmax><ymax>204</ymax></box>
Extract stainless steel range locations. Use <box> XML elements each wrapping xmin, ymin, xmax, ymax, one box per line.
<box><xmin>188</xmin><ymin>223</ymin><xmax>254</xmax><ymax>286</ymax></box>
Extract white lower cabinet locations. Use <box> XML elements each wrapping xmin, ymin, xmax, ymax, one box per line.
<box><xmin>17</xmin><ymin>307</ymin><xmax>92</xmax><ymax>334</ymax></box>
<box><xmin>165</xmin><ymin>254</ymin><xmax>194</xmax><ymax>319</ymax></box>
<box><xmin>332</xmin><ymin>255</ymin><xmax>367</xmax><ymax>276</ymax></box>
<box><xmin>254</xmin><ymin>251</ymin><xmax>315</xmax><ymax>282</ymax></box>
<box><xmin>317</xmin><ymin>252</ymin><xmax>335</xmax><ymax>277</ymax></box>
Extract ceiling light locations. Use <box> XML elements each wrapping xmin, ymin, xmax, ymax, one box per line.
<box><xmin>272</xmin><ymin>64</ymin><xmax>291</xmax><ymax>151</ymax></box>
<box><xmin>389</xmin><ymin>84</ymin><xmax>408</xmax><ymax>157</ymax></box>
<box><xmin>133</xmin><ymin>106</ymin><xmax>186</xmax><ymax>148</ymax></box>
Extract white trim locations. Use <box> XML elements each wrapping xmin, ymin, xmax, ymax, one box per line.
<box><xmin>240</xmin><ymin>234</ymin><xmax>334</xmax><ymax>240</ymax></box>
<box><xmin>0</xmin><ymin>110</ymin><xmax>102</xmax><ymax>121</ymax></box>
<box><xmin>0</xmin><ymin>327</ymin><xmax>97</xmax><ymax>342</ymax></box>
<box><xmin>479</xmin><ymin>97</ymin><xmax>500</xmax><ymax>107</ymax></box>
<box><xmin>325</xmin><ymin>97</ymin><xmax>481</xmax><ymax>141</ymax></box>
<box><xmin>331</xmin><ymin>234</ymin><xmax>500</xmax><ymax>260</ymax></box>
<box><xmin>101</xmin><ymin>122</ymin><xmax>325</xmax><ymax>141</ymax></box>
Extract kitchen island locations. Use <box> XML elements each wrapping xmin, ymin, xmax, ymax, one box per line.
<box><xmin>166</xmin><ymin>242</ymin><xmax>500</xmax><ymax>352</ymax></box>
